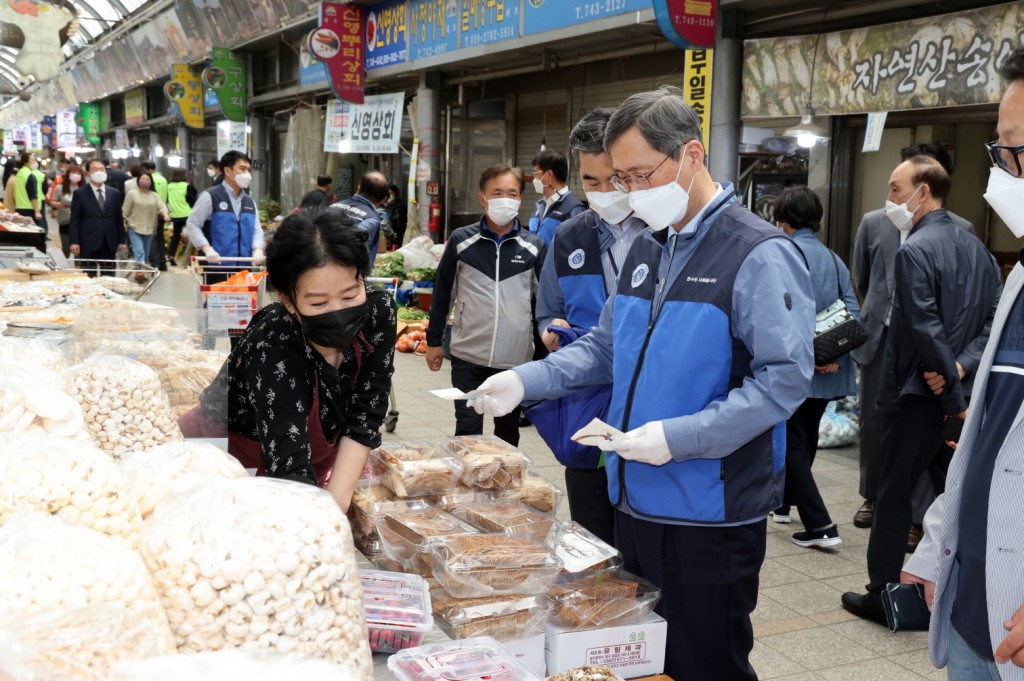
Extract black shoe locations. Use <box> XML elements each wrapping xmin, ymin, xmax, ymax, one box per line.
<box><xmin>854</xmin><ymin>500</ymin><xmax>874</xmax><ymax>528</ymax></box>
<box><xmin>841</xmin><ymin>591</ymin><xmax>888</xmax><ymax>626</ymax></box>
<box><xmin>519</xmin><ymin>414</ymin><xmax>532</xmax><ymax>427</ymax></box>
<box><xmin>792</xmin><ymin>525</ymin><xmax>842</xmax><ymax>549</ymax></box>
<box><xmin>169</xmin><ymin>258</ymin><xmax>178</xmax><ymax>267</ymax></box>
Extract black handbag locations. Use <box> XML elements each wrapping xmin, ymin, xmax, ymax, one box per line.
<box><xmin>881</xmin><ymin>582</ymin><xmax>931</xmax><ymax>632</ymax></box>
<box><xmin>810</xmin><ymin>251</ymin><xmax>868</xmax><ymax>365</ymax></box>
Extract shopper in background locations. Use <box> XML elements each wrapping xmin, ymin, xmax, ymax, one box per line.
<box><xmin>330</xmin><ymin>170</ymin><xmax>390</xmax><ymax>271</ymax></box>
<box><xmin>104</xmin><ymin>159</ymin><xmax>128</xmax><ymax>196</ymax></box>
<box><xmin>207</xmin><ymin>159</ymin><xmax>224</xmax><ymax>186</ymax></box>
<box><xmin>69</xmin><ymin>159</ymin><xmax>126</xmax><ymax>275</ymax></box>
<box><xmin>425</xmin><ymin>163</ymin><xmax>547</xmax><ymax>448</ymax></box>
<box><xmin>529</xmin><ymin>148</ymin><xmax>585</xmax><ymax>245</ymax></box>
<box><xmin>532</xmin><ymin>106</ymin><xmax>648</xmax><ymax>545</ymax></box>
<box><xmin>13</xmin><ymin>152</ymin><xmax>44</xmax><ymax>226</ymax></box>
<box><xmin>140</xmin><ymin>160</ymin><xmax>170</xmax><ymax>271</ymax></box>
<box><xmin>45</xmin><ymin>156</ymin><xmax>71</xmax><ymax>209</ymax></box>
<box><xmin>123</xmin><ymin>164</ymin><xmax>143</xmax><ymax>196</ymax></box>
<box><xmin>51</xmin><ymin>163</ymin><xmax>86</xmax><ymax>256</ymax></box>
<box><xmin>166</xmin><ymin>168</ymin><xmax>196</xmax><ymax>267</ymax></box>
<box><xmin>184</xmin><ymin>150</ymin><xmax>265</xmax><ymax>271</ymax></box>
<box><xmin>299</xmin><ymin>175</ymin><xmax>333</xmax><ymax>212</ymax></box>
<box><xmin>769</xmin><ymin>186</ymin><xmax>855</xmax><ymax>549</ymax></box>
<box><xmin>385</xmin><ymin>183</ymin><xmax>408</xmax><ymax>250</ymax></box>
<box><xmin>185</xmin><ymin>209</ymin><xmax>396</xmax><ymax>513</ymax></box>
<box><xmin>122</xmin><ymin>171</ymin><xmax>171</xmax><ymax>278</ymax></box>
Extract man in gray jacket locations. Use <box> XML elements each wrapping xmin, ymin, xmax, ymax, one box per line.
<box><xmin>900</xmin><ymin>47</ymin><xmax>1024</xmax><ymax>678</ymax></box>
<box><xmin>843</xmin><ymin>155</ymin><xmax>1001</xmax><ymax>625</ymax></box>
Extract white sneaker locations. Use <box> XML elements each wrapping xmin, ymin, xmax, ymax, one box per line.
<box><xmin>770</xmin><ymin>511</ymin><xmax>792</xmax><ymax>524</ymax></box>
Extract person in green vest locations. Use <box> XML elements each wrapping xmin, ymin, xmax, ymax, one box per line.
<box><xmin>142</xmin><ymin>160</ymin><xmax>170</xmax><ymax>270</ymax></box>
<box><xmin>14</xmin><ymin>152</ymin><xmax>45</xmax><ymax>226</ymax></box>
<box><xmin>166</xmin><ymin>168</ymin><xmax>197</xmax><ymax>267</ymax></box>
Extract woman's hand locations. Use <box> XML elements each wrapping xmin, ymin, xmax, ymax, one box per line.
<box><xmin>325</xmin><ymin>437</ymin><xmax>369</xmax><ymax>513</ymax></box>
<box><xmin>815</xmin><ymin>362</ymin><xmax>840</xmax><ymax>374</ymax></box>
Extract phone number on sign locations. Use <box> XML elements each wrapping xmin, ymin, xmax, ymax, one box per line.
<box><xmin>462</xmin><ymin>25</ymin><xmax>516</xmax><ymax>47</ymax></box>
<box><xmin>575</xmin><ymin>0</ymin><xmax>629</xmax><ymax>19</ymax></box>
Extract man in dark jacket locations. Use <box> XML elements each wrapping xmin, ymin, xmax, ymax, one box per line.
<box><xmin>299</xmin><ymin>175</ymin><xmax>333</xmax><ymax>212</ymax></box>
<box><xmin>70</xmin><ymin>159</ymin><xmax>125</xmax><ymax>277</ymax></box>
<box><xmin>104</xmin><ymin>159</ymin><xmax>128</xmax><ymax>196</ymax></box>
<box><xmin>331</xmin><ymin>171</ymin><xmax>390</xmax><ymax>270</ymax></box>
<box><xmin>529</xmin><ymin>149</ymin><xmax>585</xmax><ymax>245</ymax></box>
<box><xmin>843</xmin><ymin>155</ymin><xmax>1002</xmax><ymax>625</ymax></box>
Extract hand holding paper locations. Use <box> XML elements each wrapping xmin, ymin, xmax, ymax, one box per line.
<box><xmin>466</xmin><ymin>371</ymin><xmax>524</xmax><ymax>416</ymax></box>
<box><xmin>605</xmin><ymin>421</ymin><xmax>672</xmax><ymax>466</ymax></box>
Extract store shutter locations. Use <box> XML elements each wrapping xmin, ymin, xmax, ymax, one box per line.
<box><xmin>515</xmin><ymin>89</ymin><xmax>569</xmax><ymax>225</ymax></box>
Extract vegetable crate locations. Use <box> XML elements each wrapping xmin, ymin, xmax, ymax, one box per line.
<box><xmin>368</xmin><ymin>277</ymin><xmax>402</xmax><ymax>433</ymax></box>
<box><xmin>190</xmin><ymin>257</ymin><xmax>267</xmax><ymax>348</ymax></box>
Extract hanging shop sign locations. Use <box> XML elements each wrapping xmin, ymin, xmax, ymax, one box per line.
<box><xmin>684</xmin><ymin>48</ymin><xmax>713</xmax><ymax>148</ymax></box>
<box><xmin>40</xmin><ymin>115</ymin><xmax>56</xmax><ymax>149</ymax></box>
<box><xmin>324</xmin><ymin>92</ymin><xmax>404</xmax><ymax>154</ymax></box>
<box><xmin>743</xmin><ymin>3</ymin><xmax>1024</xmax><ymax>117</ymax></box>
<box><xmin>460</xmin><ymin>0</ymin><xmax>520</xmax><ymax>49</ymax></box>
<box><xmin>99</xmin><ymin>100</ymin><xmax>111</xmax><ymax>133</ymax></box>
<box><xmin>310</xmin><ymin>2</ymin><xmax>365</xmax><ymax>105</ymax></box>
<box><xmin>653</xmin><ymin>0</ymin><xmax>717</xmax><ymax>50</ymax></box>
<box><xmin>3</xmin><ymin>131</ymin><xmax>16</xmax><ymax>154</ymax></box>
<box><xmin>523</xmin><ymin>0</ymin><xmax>650</xmax><ymax>36</ymax></box>
<box><xmin>216</xmin><ymin>120</ymin><xmax>248</xmax><ymax>161</ymax></box>
<box><xmin>115</xmin><ymin>129</ymin><xmax>129</xmax><ymax>150</ymax></box>
<box><xmin>166</xmin><ymin>64</ymin><xmax>205</xmax><ymax>129</ymax></box>
<box><xmin>204</xmin><ymin>48</ymin><xmax>247</xmax><ymax>123</ymax></box>
<box><xmin>56</xmin><ymin>109</ymin><xmax>77</xmax><ymax>148</ymax></box>
<box><xmin>366</xmin><ymin>0</ymin><xmax>408</xmax><ymax>71</ymax></box>
<box><xmin>27</xmin><ymin>123</ymin><xmax>43</xmax><ymax>153</ymax></box>
<box><xmin>408</xmin><ymin>0</ymin><xmax>458</xmax><ymax>61</ymax></box>
<box><xmin>12</xmin><ymin>127</ymin><xmax>27</xmax><ymax>144</ymax></box>
<box><xmin>124</xmin><ymin>89</ymin><xmax>146</xmax><ymax>126</ymax></box>
<box><xmin>300</xmin><ymin>31</ymin><xmax>330</xmax><ymax>86</ymax></box>
<box><xmin>78</xmin><ymin>103</ymin><xmax>101</xmax><ymax>145</ymax></box>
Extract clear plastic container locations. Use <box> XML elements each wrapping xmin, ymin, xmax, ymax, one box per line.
<box><xmin>388</xmin><ymin>636</ymin><xmax>542</xmax><ymax>681</ymax></box>
<box><xmin>348</xmin><ymin>485</ymin><xmax>400</xmax><ymax>556</ymax></box>
<box><xmin>442</xmin><ymin>436</ymin><xmax>531</xmax><ymax>490</ymax></box>
<box><xmin>377</xmin><ymin>502</ymin><xmax>480</xmax><ymax>576</ymax></box>
<box><xmin>492</xmin><ymin>473</ymin><xmax>564</xmax><ymax>514</ymax></box>
<box><xmin>431</xmin><ymin>588</ymin><xmax>553</xmax><ymax>642</ymax></box>
<box><xmin>451</xmin><ymin>499</ymin><xmax>557</xmax><ymax>543</ymax></box>
<box><xmin>361</xmin><ymin>569</ymin><xmax>433</xmax><ymax>653</ymax></box>
<box><xmin>374</xmin><ymin>440</ymin><xmax>464</xmax><ymax>497</ymax></box>
<box><xmin>430</xmin><ymin>534</ymin><xmax>562</xmax><ymax>598</ymax></box>
<box><xmin>423</xmin><ymin>485</ymin><xmax>495</xmax><ymax>513</ymax></box>
<box><xmin>547</xmin><ymin>567</ymin><xmax>661</xmax><ymax>629</ymax></box>
<box><xmin>552</xmin><ymin>521</ymin><xmax>623</xmax><ymax>573</ymax></box>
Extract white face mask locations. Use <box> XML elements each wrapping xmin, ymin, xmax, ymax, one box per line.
<box><xmin>28</xmin><ymin>162</ymin><xmax>38</xmax><ymax>170</ymax></box>
<box><xmin>90</xmin><ymin>171</ymin><xmax>107</xmax><ymax>185</ymax></box>
<box><xmin>627</xmin><ymin>156</ymin><xmax>693</xmax><ymax>231</ymax></box>
<box><xmin>884</xmin><ymin>184</ymin><xmax>922</xmax><ymax>232</ymax></box>
<box><xmin>586</xmin><ymin>189</ymin><xmax>633</xmax><ymax>225</ymax></box>
<box><xmin>233</xmin><ymin>172</ymin><xmax>252</xmax><ymax>189</ymax></box>
<box><xmin>532</xmin><ymin>176</ymin><xmax>546</xmax><ymax>194</ymax></box>
<box><xmin>486</xmin><ymin>197</ymin><xmax>520</xmax><ymax>226</ymax></box>
<box><xmin>984</xmin><ymin>166</ymin><xmax>1024</xmax><ymax>238</ymax></box>
<box><xmin>207</xmin><ymin>168</ymin><xmax>217</xmax><ymax>178</ymax></box>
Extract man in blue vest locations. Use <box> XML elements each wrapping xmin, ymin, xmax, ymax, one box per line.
<box><xmin>184</xmin><ymin>150</ymin><xmax>265</xmax><ymax>274</ymax></box>
<box><xmin>468</xmin><ymin>86</ymin><xmax>814</xmax><ymax>681</ymax></box>
<box><xmin>532</xmin><ymin>107</ymin><xmax>648</xmax><ymax>545</ymax></box>
<box><xmin>529</xmin><ymin>148</ymin><xmax>584</xmax><ymax>245</ymax></box>
<box><xmin>331</xmin><ymin>170</ymin><xmax>390</xmax><ymax>271</ymax></box>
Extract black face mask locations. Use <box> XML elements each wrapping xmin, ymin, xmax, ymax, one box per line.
<box><xmin>297</xmin><ymin>302</ymin><xmax>368</xmax><ymax>349</ymax></box>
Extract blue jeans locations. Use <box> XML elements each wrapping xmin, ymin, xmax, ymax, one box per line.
<box><xmin>948</xmin><ymin>625</ymin><xmax>1001</xmax><ymax>681</ymax></box>
<box><xmin>128</xmin><ymin>229</ymin><xmax>154</xmax><ymax>265</ymax></box>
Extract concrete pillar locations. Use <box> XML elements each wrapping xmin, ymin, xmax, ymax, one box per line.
<box><xmin>149</xmin><ymin>132</ymin><xmax>160</xmax><ymax>164</ymax></box>
<box><xmin>708</xmin><ymin>16</ymin><xmax>742</xmax><ymax>186</ymax></box>
<box><xmin>177</xmin><ymin>127</ymin><xmax>190</xmax><ymax>176</ymax></box>
<box><xmin>249</xmin><ymin>116</ymin><xmax>268</xmax><ymax>203</ymax></box>
<box><xmin>416</xmin><ymin>73</ymin><xmax>442</xmax><ymax>243</ymax></box>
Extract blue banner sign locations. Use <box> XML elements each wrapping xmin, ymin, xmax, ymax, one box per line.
<box><xmin>366</xmin><ymin>0</ymin><xmax>409</xmax><ymax>71</ymax></box>
<box><xmin>523</xmin><ymin>0</ymin><xmax>651</xmax><ymax>36</ymax></box>
<box><xmin>408</xmin><ymin>0</ymin><xmax>459</xmax><ymax>61</ymax></box>
<box><xmin>460</xmin><ymin>0</ymin><xmax>519</xmax><ymax>49</ymax></box>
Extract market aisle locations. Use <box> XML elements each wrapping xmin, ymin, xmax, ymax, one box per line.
<box><xmin>144</xmin><ymin>271</ymin><xmax>944</xmax><ymax>681</ymax></box>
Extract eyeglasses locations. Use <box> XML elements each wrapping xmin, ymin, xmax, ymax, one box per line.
<box><xmin>611</xmin><ymin>152</ymin><xmax>673</xmax><ymax>192</ymax></box>
<box><xmin>985</xmin><ymin>140</ymin><xmax>1024</xmax><ymax>178</ymax></box>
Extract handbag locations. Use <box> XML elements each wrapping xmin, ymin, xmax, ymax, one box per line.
<box><xmin>881</xmin><ymin>582</ymin><xmax>930</xmax><ymax>632</ymax></box>
<box><xmin>809</xmin><ymin>250</ymin><xmax>868</xmax><ymax>365</ymax></box>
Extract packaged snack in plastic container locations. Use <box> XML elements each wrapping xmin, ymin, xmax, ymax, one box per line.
<box><xmin>388</xmin><ymin>636</ymin><xmax>542</xmax><ymax>681</ymax></box>
<box><xmin>115</xmin><ymin>649</ymin><xmax>362</xmax><ymax>681</ymax></box>
<box><xmin>429</xmin><ymin>534</ymin><xmax>561</xmax><ymax>598</ymax></box>
<box><xmin>442</xmin><ymin>436</ymin><xmax>531</xmax><ymax>490</ymax></box>
<box><xmin>361</xmin><ymin>569</ymin><xmax>433</xmax><ymax>653</ymax></box>
<box><xmin>552</xmin><ymin>521</ymin><xmax>623</xmax><ymax>573</ymax></box>
<box><xmin>451</xmin><ymin>499</ymin><xmax>556</xmax><ymax>543</ymax></box>
<box><xmin>358</xmin><ymin>451</ymin><xmax>389</xmax><ymax>488</ymax></box>
<box><xmin>348</xmin><ymin>485</ymin><xmax>399</xmax><ymax>556</ymax></box>
<box><xmin>0</xmin><ymin>373</ymin><xmax>88</xmax><ymax>440</ymax></box>
<box><xmin>422</xmin><ymin>484</ymin><xmax>494</xmax><ymax>513</ymax></box>
<box><xmin>377</xmin><ymin>502</ymin><xmax>479</xmax><ymax>576</ymax></box>
<box><xmin>0</xmin><ymin>335</ymin><xmax>67</xmax><ymax>372</ymax></box>
<box><xmin>491</xmin><ymin>474</ymin><xmax>563</xmax><ymax>514</ymax></box>
<box><xmin>546</xmin><ymin>567</ymin><xmax>661</xmax><ymax>629</ymax></box>
<box><xmin>430</xmin><ymin>589</ymin><xmax>552</xmax><ymax>642</ymax></box>
<box><xmin>373</xmin><ymin>440</ymin><xmax>463</xmax><ymax>497</ymax></box>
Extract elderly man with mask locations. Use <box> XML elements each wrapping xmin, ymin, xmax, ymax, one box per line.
<box><xmin>467</xmin><ymin>86</ymin><xmax>814</xmax><ymax>681</ymax></box>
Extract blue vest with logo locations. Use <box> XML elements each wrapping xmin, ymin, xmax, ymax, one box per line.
<box><xmin>551</xmin><ymin>211</ymin><xmax>609</xmax><ymax>331</ymax></box>
<box><xmin>207</xmin><ymin>184</ymin><xmax>257</xmax><ymax>261</ymax></box>
<box><xmin>605</xmin><ymin>197</ymin><xmax>787</xmax><ymax>524</ymax></box>
<box><xmin>529</xmin><ymin>191</ymin><xmax>584</xmax><ymax>246</ymax></box>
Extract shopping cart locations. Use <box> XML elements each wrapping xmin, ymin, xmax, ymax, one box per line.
<box><xmin>368</xmin><ymin>276</ymin><xmax>402</xmax><ymax>433</ymax></box>
<box><xmin>190</xmin><ymin>256</ymin><xmax>267</xmax><ymax>350</ymax></box>
<box><xmin>72</xmin><ymin>259</ymin><xmax>161</xmax><ymax>300</ymax></box>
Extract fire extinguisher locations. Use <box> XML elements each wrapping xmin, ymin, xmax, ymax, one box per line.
<box><xmin>428</xmin><ymin>198</ymin><xmax>442</xmax><ymax>233</ymax></box>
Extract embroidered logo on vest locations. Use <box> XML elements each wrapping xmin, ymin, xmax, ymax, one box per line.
<box><xmin>631</xmin><ymin>263</ymin><xmax>649</xmax><ymax>288</ymax></box>
<box><xmin>568</xmin><ymin>248</ymin><xmax>586</xmax><ymax>270</ymax></box>
<box><xmin>219</xmin><ymin>202</ymin><xmax>228</xmax><ymax>210</ymax></box>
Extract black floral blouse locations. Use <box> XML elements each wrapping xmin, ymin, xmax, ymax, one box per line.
<box><xmin>202</xmin><ymin>287</ymin><xmax>396</xmax><ymax>485</ymax></box>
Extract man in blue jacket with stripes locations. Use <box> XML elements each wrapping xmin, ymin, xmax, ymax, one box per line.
<box><xmin>468</xmin><ymin>86</ymin><xmax>814</xmax><ymax>681</ymax></box>
<box><xmin>529</xmin><ymin>148</ymin><xmax>584</xmax><ymax>245</ymax></box>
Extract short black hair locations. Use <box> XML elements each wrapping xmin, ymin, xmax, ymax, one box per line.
<box><xmin>479</xmin><ymin>163</ymin><xmax>525</xmax><ymax>193</ymax></box>
<box><xmin>18</xmin><ymin>152</ymin><xmax>32</xmax><ymax>165</ymax></box>
<box><xmin>531</xmin><ymin>149</ymin><xmax>569</xmax><ymax>183</ymax></box>
<box><xmin>357</xmin><ymin>171</ymin><xmax>390</xmax><ymax>202</ymax></box>
<box><xmin>85</xmin><ymin>158</ymin><xmax>106</xmax><ymax>172</ymax></box>
<box><xmin>207</xmin><ymin>160</ymin><xmax>221</xmax><ymax>170</ymax></box>
<box><xmin>141</xmin><ymin>160</ymin><xmax>157</xmax><ymax>171</ymax></box>
<box><xmin>773</xmin><ymin>185</ymin><xmax>823</xmax><ymax>232</ymax></box>
<box><xmin>266</xmin><ymin>209</ymin><xmax>369</xmax><ymax>303</ymax></box>
<box><xmin>220</xmin><ymin>150</ymin><xmax>251</xmax><ymax>171</ymax></box>
<box><xmin>128</xmin><ymin>163</ymin><xmax>143</xmax><ymax>177</ymax></box>
<box><xmin>316</xmin><ymin>175</ymin><xmax>332</xmax><ymax>188</ymax></box>
<box><xmin>907</xmin><ymin>155</ymin><xmax>951</xmax><ymax>203</ymax></box>
<box><xmin>100</xmin><ymin>158</ymin><xmax>110</xmax><ymax>166</ymax></box>
<box><xmin>388</xmin><ymin>183</ymin><xmax>401</xmax><ymax>196</ymax></box>
<box><xmin>901</xmin><ymin>142</ymin><xmax>953</xmax><ymax>176</ymax></box>
<box><xmin>136</xmin><ymin>171</ymin><xmax>155</xmax><ymax>187</ymax></box>
<box><xmin>998</xmin><ymin>46</ymin><xmax>1024</xmax><ymax>83</ymax></box>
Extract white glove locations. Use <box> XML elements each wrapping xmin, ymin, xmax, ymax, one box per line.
<box><xmin>467</xmin><ymin>371</ymin><xmax>525</xmax><ymax>417</ymax></box>
<box><xmin>605</xmin><ymin>421</ymin><xmax>672</xmax><ymax>466</ymax></box>
<box><xmin>203</xmin><ymin>246</ymin><xmax>221</xmax><ymax>264</ymax></box>
<box><xmin>252</xmin><ymin>248</ymin><xmax>265</xmax><ymax>266</ymax></box>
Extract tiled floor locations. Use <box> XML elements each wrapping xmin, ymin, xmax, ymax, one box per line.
<box><xmin>147</xmin><ymin>269</ymin><xmax>946</xmax><ymax>680</ymax></box>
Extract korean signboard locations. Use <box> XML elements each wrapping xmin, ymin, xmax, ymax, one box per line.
<box><xmin>216</xmin><ymin>120</ymin><xmax>248</xmax><ymax>161</ymax></box>
<box><xmin>124</xmin><ymin>89</ymin><xmax>146</xmax><ymax>126</ymax></box>
<box><xmin>205</xmin><ymin>48</ymin><xmax>247</xmax><ymax>123</ymax></box>
<box><xmin>311</xmin><ymin>2</ymin><xmax>365</xmax><ymax>104</ymax></box>
<box><xmin>167</xmin><ymin>64</ymin><xmax>205</xmax><ymax>129</ymax></box>
<box><xmin>408</xmin><ymin>0</ymin><xmax>458</xmax><ymax>61</ymax></box>
<box><xmin>56</xmin><ymin>109</ymin><xmax>77</xmax><ymax>148</ymax></box>
<box><xmin>366</xmin><ymin>0</ymin><xmax>408</xmax><ymax>71</ymax></box>
<box><xmin>79</xmin><ymin>102</ymin><xmax>101</xmax><ymax>144</ymax></box>
<box><xmin>684</xmin><ymin>48</ymin><xmax>713</xmax><ymax>148</ymax></box>
<box><xmin>27</xmin><ymin>123</ymin><xmax>42</xmax><ymax>153</ymax></box>
<box><xmin>743</xmin><ymin>3</ymin><xmax>1024</xmax><ymax>117</ymax></box>
<box><xmin>523</xmin><ymin>0</ymin><xmax>650</xmax><ymax>36</ymax></box>
<box><xmin>460</xmin><ymin>0</ymin><xmax>519</xmax><ymax>49</ymax></box>
<box><xmin>654</xmin><ymin>0</ymin><xmax>717</xmax><ymax>49</ymax></box>
<box><xmin>323</xmin><ymin>92</ymin><xmax>405</xmax><ymax>154</ymax></box>
<box><xmin>300</xmin><ymin>31</ymin><xmax>330</xmax><ymax>86</ymax></box>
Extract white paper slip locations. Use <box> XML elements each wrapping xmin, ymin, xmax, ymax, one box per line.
<box><xmin>571</xmin><ymin>418</ymin><xmax>625</xmax><ymax>450</ymax></box>
<box><xmin>429</xmin><ymin>388</ymin><xmax>490</xmax><ymax>400</ymax></box>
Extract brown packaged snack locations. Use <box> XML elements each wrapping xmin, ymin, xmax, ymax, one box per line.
<box><xmin>547</xmin><ymin>568</ymin><xmax>661</xmax><ymax>629</ymax></box>
<box><xmin>452</xmin><ymin>500</ymin><xmax>555</xmax><ymax>542</ymax></box>
<box><xmin>492</xmin><ymin>473</ymin><xmax>563</xmax><ymax>513</ymax></box>
<box><xmin>374</xmin><ymin>441</ymin><xmax>464</xmax><ymax>497</ymax></box>
<box><xmin>430</xmin><ymin>588</ymin><xmax>551</xmax><ymax>641</ymax></box>
<box><xmin>443</xmin><ymin>436</ymin><xmax>530</xmax><ymax>490</ymax></box>
<box><xmin>378</xmin><ymin>505</ymin><xmax>478</xmax><ymax>576</ymax></box>
<box><xmin>430</xmin><ymin>534</ymin><xmax>561</xmax><ymax>598</ymax></box>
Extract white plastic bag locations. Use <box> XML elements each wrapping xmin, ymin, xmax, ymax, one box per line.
<box><xmin>0</xmin><ymin>336</ymin><xmax>67</xmax><ymax>372</ymax></box>
<box><xmin>396</xmin><ymin>236</ymin><xmax>438</xmax><ymax>271</ymax></box>
<box><xmin>0</xmin><ymin>369</ymin><xmax>87</xmax><ymax>439</ymax></box>
<box><xmin>818</xmin><ymin>401</ymin><xmax>858</xmax><ymax>449</ymax></box>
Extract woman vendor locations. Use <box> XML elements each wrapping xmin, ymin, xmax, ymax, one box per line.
<box><xmin>182</xmin><ymin>209</ymin><xmax>396</xmax><ymax>511</ymax></box>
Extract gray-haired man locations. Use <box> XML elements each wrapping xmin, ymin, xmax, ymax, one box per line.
<box><xmin>468</xmin><ymin>86</ymin><xmax>814</xmax><ymax>680</ymax></box>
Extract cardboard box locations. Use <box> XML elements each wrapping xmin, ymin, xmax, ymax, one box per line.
<box><xmin>503</xmin><ymin>633</ymin><xmax>545</xmax><ymax>677</ymax></box>
<box><xmin>545</xmin><ymin>614</ymin><xmax>667</xmax><ymax>679</ymax></box>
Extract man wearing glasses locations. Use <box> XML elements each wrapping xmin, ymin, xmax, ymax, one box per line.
<box><xmin>899</xmin><ymin>47</ymin><xmax>1024</xmax><ymax>677</ymax></box>
<box><xmin>465</xmin><ymin>86</ymin><xmax>815</xmax><ymax>680</ymax></box>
